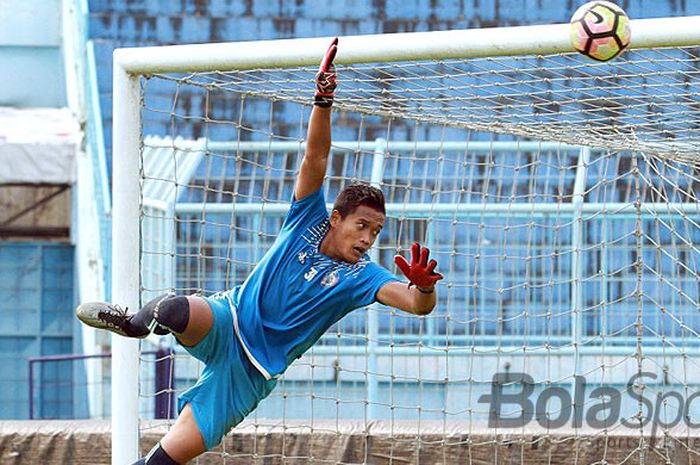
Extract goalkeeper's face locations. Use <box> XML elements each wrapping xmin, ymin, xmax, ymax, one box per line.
<box><xmin>329</xmin><ymin>205</ymin><xmax>385</xmax><ymax>263</ymax></box>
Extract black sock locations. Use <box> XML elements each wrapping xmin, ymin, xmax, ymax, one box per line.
<box><xmin>119</xmin><ymin>295</ymin><xmax>162</xmax><ymax>337</ymax></box>
<box><xmin>128</xmin><ymin>295</ymin><xmax>190</xmax><ymax>336</ymax></box>
<box><xmin>144</xmin><ymin>443</ymin><xmax>180</xmax><ymax>465</ymax></box>
<box><xmin>127</xmin><ymin>294</ymin><xmax>170</xmax><ymax>336</ymax></box>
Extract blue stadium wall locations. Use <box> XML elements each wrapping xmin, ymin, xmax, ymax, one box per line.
<box><xmin>0</xmin><ymin>243</ymin><xmax>75</xmax><ymax>419</ymax></box>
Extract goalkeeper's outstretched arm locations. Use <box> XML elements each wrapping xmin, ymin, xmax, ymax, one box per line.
<box><xmin>294</xmin><ymin>37</ymin><xmax>338</xmax><ymax>201</ymax></box>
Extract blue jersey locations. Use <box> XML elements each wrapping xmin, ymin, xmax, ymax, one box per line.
<box><xmin>222</xmin><ymin>188</ymin><xmax>399</xmax><ymax>379</ymax></box>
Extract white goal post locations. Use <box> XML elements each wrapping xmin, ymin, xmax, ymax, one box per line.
<box><xmin>112</xmin><ymin>16</ymin><xmax>700</xmax><ymax>465</ymax></box>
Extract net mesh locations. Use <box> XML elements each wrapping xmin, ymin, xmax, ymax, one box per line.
<box><xmin>159</xmin><ymin>47</ymin><xmax>700</xmax><ymax>165</ymax></box>
<box><xmin>132</xmin><ymin>47</ymin><xmax>700</xmax><ymax>464</ymax></box>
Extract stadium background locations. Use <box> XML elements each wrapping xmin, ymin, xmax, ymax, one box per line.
<box><xmin>2</xmin><ymin>0</ymin><xmax>700</xmax><ymax>436</ymax></box>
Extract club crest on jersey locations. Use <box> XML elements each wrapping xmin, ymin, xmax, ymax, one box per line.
<box><xmin>321</xmin><ymin>270</ymin><xmax>340</xmax><ymax>288</ymax></box>
<box><xmin>297</xmin><ymin>250</ymin><xmax>308</xmax><ymax>264</ymax></box>
<box><xmin>304</xmin><ymin>267</ymin><xmax>318</xmax><ymax>281</ymax></box>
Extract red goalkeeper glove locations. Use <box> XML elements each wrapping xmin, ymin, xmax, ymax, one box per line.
<box><xmin>314</xmin><ymin>37</ymin><xmax>338</xmax><ymax>108</ymax></box>
<box><xmin>394</xmin><ymin>243</ymin><xmax>443</xmax><ymax>292</ymax></box>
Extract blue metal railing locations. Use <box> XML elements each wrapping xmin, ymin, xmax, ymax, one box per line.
<box><xmin>28</xmin><ymin>350</ymin><xmax>174</xmax><ymax>420</ymax></box>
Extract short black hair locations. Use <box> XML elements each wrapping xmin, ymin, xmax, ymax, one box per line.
<box><xmin>333</xmin><ymin>182</ymin><xmax>386</xmax><ymax>218</ymax></box>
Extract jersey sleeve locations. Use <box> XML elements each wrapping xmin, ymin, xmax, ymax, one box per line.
<box><xmin>282</xmin><ymin>188</ymin><xmax>328</xmax><ymax>232</ymax></box>
<box><xmin>351</xmin><ymin>262</ymin><xmax>401</xmax><ymax>309</ymax></box>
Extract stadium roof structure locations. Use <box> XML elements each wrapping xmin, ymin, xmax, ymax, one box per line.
<box><xmin>141</xmin><ymin>136</ymin><xmax>206</xmax><ymax>209</ymax></box>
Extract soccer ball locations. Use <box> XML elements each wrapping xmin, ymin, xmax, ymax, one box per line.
<box><xmin>569</xmin><ymin>1</ymin><xmax>631</xmax><ymax>62</ymax></box>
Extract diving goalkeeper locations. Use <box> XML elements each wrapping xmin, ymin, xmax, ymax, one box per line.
<box><xmin>77</xmin><ymin>38</ymin><xmax>443</xmax><ymax>465</ymax></box>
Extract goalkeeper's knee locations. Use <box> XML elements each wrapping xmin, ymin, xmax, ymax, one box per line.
<box><xmin>130</xmin><ymin>295</ymin><xmax>190</xmax><ymax>336</ymax></box>
<box><xmin>153</xmin><ymin>295</ymin><xmax>190</xmax><ymax>335</ymax></box>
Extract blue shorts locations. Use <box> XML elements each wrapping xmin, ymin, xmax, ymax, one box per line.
<box><xmin>177</xmin><ymin>293</ymin><xmax>277</xmax><ymax>450</ymax></box>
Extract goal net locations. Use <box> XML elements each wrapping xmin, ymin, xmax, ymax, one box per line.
<box><xmin>111</xmin><ymin>18</ymin><xmax>700</xmax><ymax>465</ymax></box>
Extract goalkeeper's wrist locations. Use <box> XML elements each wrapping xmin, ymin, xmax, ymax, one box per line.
<box><xmin>314</xmin><ymin>94</ymin><xmax>334</xmax><ymax>108</ymax></box>
<box><xmin>416</xmin><ymin>285</ymin><xmax>435</xmax><ymax>294</ymax></box>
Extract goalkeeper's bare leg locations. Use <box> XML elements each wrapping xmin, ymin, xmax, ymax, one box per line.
<box><xmin>144</xmin><ymin>402</ymin><xmax>207</xmax><ymax>464</ymax></box>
